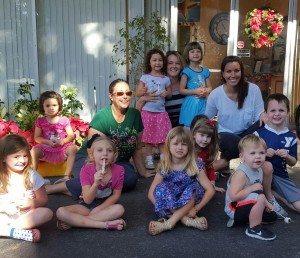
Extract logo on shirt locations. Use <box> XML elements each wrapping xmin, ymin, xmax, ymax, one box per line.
<box><xmin>284</xmin><ymin>137</ymin><xmax>293</xmax><ymax>148</ymax></box>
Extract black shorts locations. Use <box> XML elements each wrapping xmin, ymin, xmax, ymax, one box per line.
<box><xmin>231</xmin><ymin>202</ymin><xmax>277</xmax><ymax>225</ymax></box>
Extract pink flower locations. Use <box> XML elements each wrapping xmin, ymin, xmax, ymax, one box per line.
<box><xmin>0</xmin><ymin>119</ymin><xmax>20</xmax><ymax>139</ymax></box>
<box><xmin>271</xmin><ymin>22</ymin><xmax>283</xmax><ymax>34</ymax></box>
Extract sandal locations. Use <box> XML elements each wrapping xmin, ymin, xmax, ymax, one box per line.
<box><xmin>181</xmin><ymin>216</ymin><xmax>208</xmax><ymax>230</ymax></box>
<box><xmin>149</xmin><ymin>220</ymin><xmax>172</xmax><ymax>236</ymax></box>
<box><xmin>57</xmin><ymin>220</ymin><xmax>71</xmax><ymax>231</ymax></box>
<box><xmin>105</xmin><ymin>219</ymin><xmax>127</xmax><ymax>231</ymax></box>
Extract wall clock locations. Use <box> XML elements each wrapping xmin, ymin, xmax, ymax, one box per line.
<box><xmin>209</xmin><ymin>12</ymin><xmax>230</xmax><ymax>45</ymax></box>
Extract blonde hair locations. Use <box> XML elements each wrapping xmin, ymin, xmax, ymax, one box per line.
<box><xmin>192</xmin><ymin>117</ymin><xmax>220</xmax><ymax>165</ymax></box>
<box><xmin>158</xmin><ymin>126</ymin><xmax>199</xmax><ymax>177</ymax></box>
<box><xmin>0</xmin><ymin>134</ymin><xmax>32</xmax><ymax>193</ymax></box>
<box><xmin>238</xmin><ymin>134</ymin><xmax>267</xmax><ymax>153</ymax></box>
<box><xmin>87</xmin><ymin>136</ymin><xmax>118</xmax><ymax>164</ymax></box>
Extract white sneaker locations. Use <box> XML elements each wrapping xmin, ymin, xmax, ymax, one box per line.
<box><xmin>44</xmin><ymin>179</ymin><xmax>51</xmax><ymax>185</ymax></box>
<box><xmin>269</xmin><ymin>196</ymin><xmax>288</xmax><ymax>218</ymax></box>
<box><xmin>145</xmin><ymin>159</ymin><xmax>155</xmax><ymax>170</ymax></box>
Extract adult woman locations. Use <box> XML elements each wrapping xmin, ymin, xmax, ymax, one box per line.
<box><xmin>205</xmin><ymin>56</ymin><xmax>266</xmax><ymax>171</ymax></box>
<box><xmin>46</xmin><ymin>79</ymin><xmax>150</xmax><ymax>199</ymax></box>
<box><xmin>137</xmin><ymin>50</ymin><xmax>185</xmax><ymax>127</ymax></box>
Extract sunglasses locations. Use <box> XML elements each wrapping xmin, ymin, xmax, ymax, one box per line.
<box><xmin>114</xmin><ymin>91</ymin><xmax>133</xmax><ymax>97</ymax></box>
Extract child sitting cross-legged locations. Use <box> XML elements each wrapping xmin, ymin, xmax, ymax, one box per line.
<box><xmin>56</xmin><ymin>134</ymin><xmax>126</xmax><ymax>231</ymax></box>
<box><xmin>148</xmin><ymin>126</ymin><xmax>215</xmax><ymax>235</ymax></box>
<box><xmin>225</xmin><ymin>134</ymin><xmax>277</xmax><ymax>241</ymax></box>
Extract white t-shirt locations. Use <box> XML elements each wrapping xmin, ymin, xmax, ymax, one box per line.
<box><xmin>205</xmin><ymin>83</ymin><xmax>264</xmax><ymax>134</ymax></box>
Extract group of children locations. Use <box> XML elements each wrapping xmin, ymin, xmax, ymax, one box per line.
<box><xmin>0</xmin><ymin>41</ymin><xmax>299</xmax><ymax>243</ymax></box>
<box><xmin>136</xmin><ymin>42</ymin><xmax>212</xmax><ymax>170</ymax></box>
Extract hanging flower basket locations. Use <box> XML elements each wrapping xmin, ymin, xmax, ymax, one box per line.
<box><xmin>245</xmin><ymin>7</ymin><xmax>284</xmax><ymax>48</ymax></box>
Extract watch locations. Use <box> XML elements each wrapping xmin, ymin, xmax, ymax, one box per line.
<box><xmin>209</xmin><ymin>12</ymin><xmax>230</xmax><ymax>45</ymax></box>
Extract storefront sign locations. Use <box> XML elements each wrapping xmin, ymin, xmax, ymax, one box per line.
<box><xmin>237</xmin><ymin>49</ymin><xmax>250</xmax><ymax>57</ymax></box>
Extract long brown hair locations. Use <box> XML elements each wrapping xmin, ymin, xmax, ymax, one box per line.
<box><xmin>221</xmin><ymin>56</ymin><xmax>249</xmax><ymax>109</ymax></box>
<box><xmin>191</xmin><ymin>117</ymin><xmax>220</xmax><ymax>165</ymax></box>
<box><xmin>0</xmin><ymin>134</ymin><xmax>32</xmax><ymax>193</ymax></box>
<box><xmin>157</xmin><ymin>127</ymin><xmax>199</xmax><ymax>177</ymax></box>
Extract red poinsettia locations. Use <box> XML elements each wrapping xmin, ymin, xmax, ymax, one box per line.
<box><xmin>0</xmin><ymin>119</ymin><xmax>20</xmax><ymax>139</ymax></box>
<box><xmin>69</xmin><ymin>117</ymin><xmax>89</xmax><ymax>146</ymax></box>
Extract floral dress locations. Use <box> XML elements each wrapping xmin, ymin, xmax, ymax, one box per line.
<box><xmin>154</xmin><ymin>160</ymin><xmax>205</xmax><ymax>218</ymax></box>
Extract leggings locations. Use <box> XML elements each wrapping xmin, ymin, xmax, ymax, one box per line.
<box><xmin>219</xmin><ymin>121</ymin><xmax>261</xmax><ymax>161</ymax></box>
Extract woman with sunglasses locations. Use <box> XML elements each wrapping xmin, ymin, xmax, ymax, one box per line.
<box><xmin>46</xmin><ymin>79</ymin><xmax>149</xmax><ymax>199</ymax></box>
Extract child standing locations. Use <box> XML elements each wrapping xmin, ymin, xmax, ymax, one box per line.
<box><xmin>254</xmin><ymin>93</ymin><xmax>300</xmax><ymax>214</ymax></box>
<box><xmin>191</xmin><ymin>116</ymin><xmax>225</xmax><ymax>193</ymax></box>
<box><xmin>179</xmin><ymin>41</ymin><xmax>212</xmax><ymax>128</ymax></box>
<box><xmin>31</xmin><ymin>91</ymin><xmax>78</xmax><ymax>184</ymax></box>
<box><xmin>0</xmin><ymin>135</ymin><xmax>53</xmax><ymax>242</ymax></box>
<box><xmin>225</xmin><ymin>135</ymin><xmax>277</xmax><ymax>241</ymax></box>
<box><xmin>56</xmin><ymin>134</ymin><xmax>126</xmax><ymax>231</ymax></box>
<box><xmin>148</xmin><ymin>127</ymin><xmax>215</xmax><ymax>235</ymax></box>
<box><xmin>136</xmin><ymin>49</ymin><xmax>172</xmax><ymax>170</ymax></box>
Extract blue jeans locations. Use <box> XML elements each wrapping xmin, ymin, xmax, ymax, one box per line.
<box><xmin>66</xmin><ymin>154</ymin><xmax>138</xmax><ymax>200</ymax></box>
<box><xmin>219</xmin><ymin>121</ymin><xmax>261</xmax><ymax>161</ymax></box>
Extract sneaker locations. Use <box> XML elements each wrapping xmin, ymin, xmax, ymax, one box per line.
<box><xmin>269</xmin><ymin>196</ymin><xmax>288</xmax><ymax>219</ymax></box>
<box><xmin>227</xmin><ymin>218</ymin><xmax>235</xmax><ymax>228</ymax></box>
<box><xmin>44</xmin><ymin>179</ymin><xmax>51</xmax><ymax>185</ymax></box>
<box><xmin>245</xmin><ymin>225</ymin><xmax>276</xmax><ymax>241</ymax></box>
<box><xmin>145</xmin><ymin>159</ymin><xmax>155</xmax><ymax>170</ymax></box>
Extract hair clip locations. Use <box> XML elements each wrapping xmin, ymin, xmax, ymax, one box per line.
<box><xmin>206</xmin><ymin>119</ymin><xmax>214</xmax><ymax>127</ymax></box>
<box><xmin>87</xmin><ymin>133</ymin><xmax>101</xmax><ymax>148</ymax></box>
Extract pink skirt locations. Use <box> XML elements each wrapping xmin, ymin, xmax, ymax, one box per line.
<box><xmin>34</xmin><ymin>142</ymin><xmax>76</xmax><ymax>164</ymax></box>
<box><xmin>141</xmin><ymin>111</ymin><xmax>172</xmax><ymax>144</ymax></box>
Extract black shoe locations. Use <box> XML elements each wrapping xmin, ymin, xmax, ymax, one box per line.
<box><xmin>245</xmin><ymin>225</ymin><xmax>276</xmax><ymax>241</ymax></box>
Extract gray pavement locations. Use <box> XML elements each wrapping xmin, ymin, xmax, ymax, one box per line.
<box><xmin>1</xmin><ymin>163</ymin><xmax>300</xmax><ymax>258</ymax></box>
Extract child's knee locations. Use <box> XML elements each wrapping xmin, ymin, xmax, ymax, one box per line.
<box><xmin>114</xmin><ymin>204</ymin><xmax>125</xmax><ymax>215</ymax></box>
<box><xmin>56</xmin><ymin>207</ymin><xmax>67</xmax><ymax>219</ymax></box>
<box><xmin>262</xmin><ymin>161</ymin><xmax>273</xmax><ymax>176</ymax></box>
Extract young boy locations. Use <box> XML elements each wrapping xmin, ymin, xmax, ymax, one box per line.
<box><xmin>225</xmin><ymin>134</ymin><xmax>277</xmax><ymax>241</ymax></box>
<box><xmin>255</xmin><ymin>93</ymin><xmax>300</xmax><ymax>214</ymax></box>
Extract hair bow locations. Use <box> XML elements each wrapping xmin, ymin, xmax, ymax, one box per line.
<box><xmin>87</xmin><ymin>133</ymin><xmax>101</xmax><ymax>148</ymax></box>
<box><xmin>206</xmin><ymin>119</ymin><xmax>214</xmax><ymax>127</ymax></box>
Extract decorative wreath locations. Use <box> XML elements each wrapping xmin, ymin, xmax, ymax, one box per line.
<box><xmin>245</xmin><ymin>7</ymin><xmax>284</xmax><ymax>48</ymax></box>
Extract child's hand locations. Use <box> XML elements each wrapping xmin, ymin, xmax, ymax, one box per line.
<box><xmin>195</xmin><ymin>87</ymin><xmax>206</xmax><ymax>98</ymax></box>
<box><xmin>251</xmin><ymin>182</ymin><xmax>263</xmax><ymax>192</ymax></box>
<box><xmin>265</xmin><ymin>200</ymin><xmax>273</xmax><ymax>211</ymax></box>
<box><xmin>275</xmin><ymin>149</ymin><xmax>289</xmax><ymax>158</ymax></box>
<box><xmin>266</xmin><ymin>148</ymin><xmax>276</xmax><ymax>157</ymax></box>
<box><xmin>187</xmin><ymin>207</ymin><xmax>198</xmax><ymax>218</ymax></box>
<box><xmin>215</xmin><ymin>186</ymin><xmax>226</xmax><ymax>193</ymax></box>
<box><xmin>25</xmin><ymin>190</ymin><xmax>35</xmax><ymax>199</ymax></box>
<box><xmin>93</xmin><ymin>170</ymin><xmax>104</xmax><ymax>186</ymax></box>
<box><xmin>159</xmin><ymin>91</ymin><xmax>168</xmax><ymax>98</ymax></box>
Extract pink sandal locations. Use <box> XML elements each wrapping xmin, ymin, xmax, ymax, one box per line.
<box><xmin>105</xmin><ymin>219</ymin><xmax>127</xmax><ymax>231</ymax></box>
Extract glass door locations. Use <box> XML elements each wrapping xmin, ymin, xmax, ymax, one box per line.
<box><xmin>236</xmin><ymin>1</ymin><xmax>289</xmax><ymax>99</ymax></box>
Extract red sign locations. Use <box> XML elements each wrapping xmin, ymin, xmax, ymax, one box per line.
<box><xmin>237</xmin><ymin>41</ymin><xmax>244</xmax><ymax>49</ymax></box>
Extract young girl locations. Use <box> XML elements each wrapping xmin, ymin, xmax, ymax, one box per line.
<box><xmin>55</xmin><ymin>134</ymin><xmax>126</xmax><ymax>231</ymax></box>
<box><xmin>148</xmin><ymin>127</ymin><xmax>215</xmax><ymax>235</ymax></box>
<box><xmin>179</xmin><ymin>41</ymin><xmax>212</xmax><ymax>128</ymax></box>
<box><xmin>31</xmin><ymin>91</ymin><xmax>78</xmax><ymax>184</ymax></box>
<box><xmin>191</xmin><ymin>116</ymin><xmax>225</xmax><ymax>193</ymax></box>
<box><xmin>0</xmin><ymin>135</ymin><xmax>53</xmax><ymax>242</ymax></box>
<box><xmin>136</xmin><ymin>49</ymin><xmax>172</xmax><ymax>170</ymax></box>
